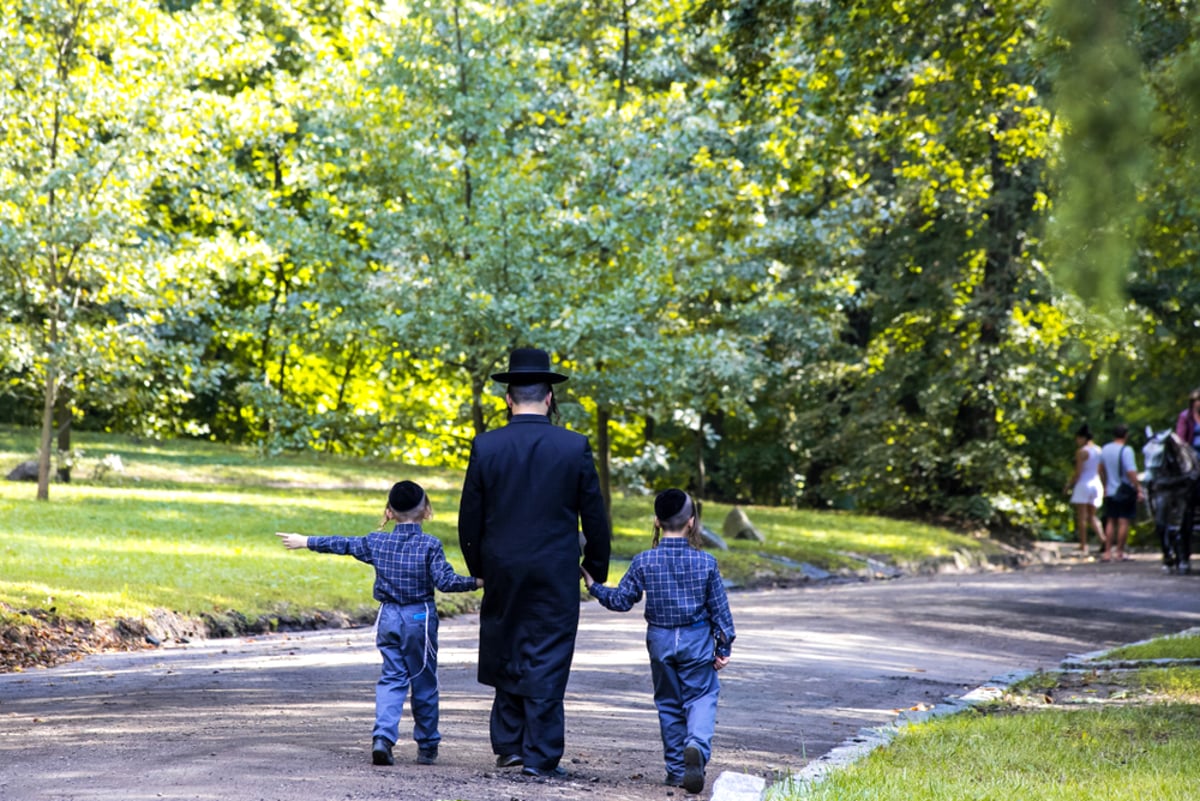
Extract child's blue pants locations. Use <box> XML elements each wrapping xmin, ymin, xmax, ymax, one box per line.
<box><xmin>373</xmin><ymin>601</ymin><xmax>440</xmax><ymax>749</ymax></box>
<box><xmin>646</xmin><ymin>621</ymin><xmax>720</xmax><ymax>780</ymax></box>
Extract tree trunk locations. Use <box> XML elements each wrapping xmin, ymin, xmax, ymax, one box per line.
<box><xmin>597</xmin><ymin>405</ymin><xmax>612</xmax><ymax>518</ymax></box>
<box><xmin>55</xmin><ymin>409</ymin><xmax>72</xmax><ymax>483</ymax></box>
<box><xmin>37</xmin><ymin>365</ymin><xmax>57</xmax><ymax>501</ymax></box>
<box><xmin>471</xmin><ymin>370</ymin><xmax>487</xmax><ymax>435</ymax></box>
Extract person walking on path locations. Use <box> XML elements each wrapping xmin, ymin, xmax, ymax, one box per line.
<box><xmin>1169</xmin><ymin>389</ymin><xmax>1200</xmax><ymax>572</ymax></box>
<box><xmin>1065</xmin><ymin>423</ymin><xmax>1106</xmax><ymax>555</ymax></box>
<box><xmin>276</xmin><ymin>481</ymin><xmax>481</xmax><ymax>767</ymax></box>
<box><xmin>1174</xmin><ymin>388</ymin><xmax>1200</xmax><ymax>455</ymax></box>
<box><xmin>582</xmin><ymin>489</ymin><xmax>735</xmax><ymax>795</ymax></box>
<box><xmin>1098</xmin><ymin>424</ymin><xmax>1143</xmax><ymax>563</ymax></box>
<box><xmin>457</xmin><ymin>347</ymin><xmax>611</xmax><ymax>779</ymax></box>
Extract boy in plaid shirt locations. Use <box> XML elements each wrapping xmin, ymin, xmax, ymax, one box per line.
<box><xmin>582</xmin><ymin>489</ymin><xmax>735</xmax><ymax>794</ymax></box>
<box><xmin>277</xmin><ymin>480</ymin><xmax>481</xmax><ymax>767</ymax></box>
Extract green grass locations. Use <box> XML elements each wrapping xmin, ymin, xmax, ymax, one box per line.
<box><xmin>1103</xmin><ymin>633</ymin><xmax>1200</xmax><ymax>661</ymax></box>
<box><xmin>773</xmin><ymin>681</ymin><xmax>1200</xmax><ymax>801</ymax></box>
<box><xmin>0</xmin><ymin>425</ymin><xmax>990</xmax><ymax>627</ymax></box>
<box><xmin>1133</xmin><ymin>666</ymin><xmax>1200</xmax><ymax>698</ymax></box>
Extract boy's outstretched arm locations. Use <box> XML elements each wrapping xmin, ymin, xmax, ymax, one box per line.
<box><xmin>275</xmin><ymin>532</ymin><xmax>310</xmax><ymax>550</ymax></box>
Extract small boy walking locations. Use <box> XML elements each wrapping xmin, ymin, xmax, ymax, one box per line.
<box><xmin>276</xmin><ymin>480</ymin><xmax>481</xmax><ymax>767</ymax></box>
<box><xmin>581</xmin><ymin>489</ymin><xmax>735</xmax><ymax>794</ymax></box>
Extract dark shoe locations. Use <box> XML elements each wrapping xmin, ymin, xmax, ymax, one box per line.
<box><xmin>495</xmin><ymin>753</ymin><xmax>524</xmax><ymax>768</ymax></box>
<box><xmin>522</xmin><ymin>765</ymin><xmax>567</xmax><ymax>779</ymax></box>
<box><xmin>371</xmin><ymin>737</ymin><xmax>394</xmax><ymax>766</ymax></box>
<box><xmin>682</xmin><ymin>745</ymin><xmax>705</xmax><ymax>794</ymax></box>
<box><xmin>417</xmin><ymin>746</ymin><xmax>438</xmax><ymax>765</ymax></box>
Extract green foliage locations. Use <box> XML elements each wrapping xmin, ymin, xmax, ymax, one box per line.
<box><xmin>1</xmin><ymin>0</ymin><xmax>1199</xmax><ymax>538</ymax></box>
<box><xmin>1045</xmin><ymin>0</ymin><xmax>1152</xmax><ymax>313</ymax></box>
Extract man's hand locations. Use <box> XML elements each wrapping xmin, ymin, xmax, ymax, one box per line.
<box><xmin>275</xmin><ymin>532</ymin><xmax>309</xmax><ymax>550</ymax></box>
<box><xmin>714</xmin><ymin>655</ymin><xmax>730</xmax><ymax>671</ymax></box>
<box><xmin>579</xmin><ymin>566</ymin><xmax>594</xmax><ymax>589</ymax></box>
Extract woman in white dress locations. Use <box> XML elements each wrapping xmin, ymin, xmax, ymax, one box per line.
<box><xmin>1065</xmin><ymin>423</ymin><xmax>1105</xmax><ymax>554</ymax></box>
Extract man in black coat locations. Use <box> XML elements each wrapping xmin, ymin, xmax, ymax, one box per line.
<box><xmin>458</xmin><ymin>348</ymin><xmax>611</xmax><ymax>778</ymax></box>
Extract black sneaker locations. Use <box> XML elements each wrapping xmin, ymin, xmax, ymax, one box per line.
<box><xmin>495</xmin><ymin>753</ymin><xmax>524</xmax><ymax>768</ymax></box>
<box><xmin>682</xmin><ymin>745</ymin><xmax>705</xmax><ymax>794</ymax></box>
<box><xmin>371</xmin><ymin>737</ymin><xmax>394</xmax><ymax>766</ymax></box>
<box><xmin>417</xmin><ymin>746</ymin><xmax>438</xmax><ymax>765</ymax></box>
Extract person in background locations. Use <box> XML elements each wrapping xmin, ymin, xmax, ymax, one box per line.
<box><xmin>457</xmin><ymin>347</ymin><xmax>611</xmax><ymax>779</ymax></box>
<box><xmin>1170</xmin><ymin>389</ymin><xmax>1200</xmax><ymax>573</ymax></box>
<box><xmin>1175</xmin><ymin>388</ymin><xmax>1200</xmax><ymax>456</ymax></box>
<box><xmin>276</xmin><ymin>481</ymin><xmax>481</xmax><ymax>766</ymax></box>
<box><xmin>1065</xmin><ymin>423</ymin><xmax>1106</xmax><ymax>556</ymax></box>
<box><xmin>1098</xmin><ymin>424</ymin><xmax>1143</xmax><ymax>562</ymax></box>
<box><xmin>582</xmin><ymin>489</ymin><xmax>735</xmax><ymax>795</ymax></box>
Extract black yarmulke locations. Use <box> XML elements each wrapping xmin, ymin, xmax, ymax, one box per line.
<box><xmin>655</xmin><ymin>489</ymin><xmax>689</xmax><ymax>520</ymax></box>
<box><xmin>388</xmin><ymin>480</ymin><xmax>425</xmax><ymax>514</ymax></box>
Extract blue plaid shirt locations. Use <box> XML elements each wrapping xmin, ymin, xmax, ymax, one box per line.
<box><xmin>307</xmin><ymin>523</ymin><xmax>476</xmax><ymax>606</ymax></box>
<box><xmin>589</xmin><ymin>537</ymin><xmax>736</xmax><ymax>657</ymax></box>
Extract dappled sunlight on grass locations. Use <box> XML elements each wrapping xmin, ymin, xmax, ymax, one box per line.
<box><xmin>2</xmin><ymin>429</ymin><xmax>986</xmax><ymax>626</ymax></box>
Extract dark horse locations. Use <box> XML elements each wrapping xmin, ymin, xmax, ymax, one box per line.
<box><xmin>1143</xmin><ymin>428</ymin><xmax>1200</xmax><ymax>574</ymax></box>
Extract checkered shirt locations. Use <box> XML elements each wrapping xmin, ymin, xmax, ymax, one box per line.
<box><xmin>589</xmin><ymin>537</ymin><xmax>736</xmax><ymax>657</ymax></box>
<box><xmin>307</xmin><ymin>523</ymin><xmax>476</xmax><ymax>605</ymax></box>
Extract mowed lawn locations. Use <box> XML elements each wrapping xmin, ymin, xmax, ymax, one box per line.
<box><xmin>0</xmin><ymin>426</ymin><xmax>996</xmax><ymax>627</ymax></box>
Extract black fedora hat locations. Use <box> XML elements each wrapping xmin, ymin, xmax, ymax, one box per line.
<box><xmin>491</xmin><ymin>347</ymin><xmax>568</xmax><ymax>385</ymax></box>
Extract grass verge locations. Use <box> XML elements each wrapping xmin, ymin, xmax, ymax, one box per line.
<box><xmin>771</xmin><ymin>664</ymin><xmax>1200</xmax><ymax>801</ymax></box>
<box><xmin>1102</xmin><ymin>631</ymin><xmax>1200</xmax><ymax>661</ymax></box>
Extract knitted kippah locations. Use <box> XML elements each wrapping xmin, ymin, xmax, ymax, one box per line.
<box><xmin>388</xmin><ymin>480</ymin><xmax>425</xmax><ymax>514</ymax></box>
<box><xmin>655</xmin><ymin>489</ymin><xmax>690</xmax><ymax>521</ymax></box>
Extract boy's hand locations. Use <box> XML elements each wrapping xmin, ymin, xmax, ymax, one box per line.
<box><xmin>579</xmin><ymin>566</ymin><xmax>594</xmax><ymax>588</ymax></box>
<box><xmin>275</xmin><ymin>532</ymin><xmax>309</xmax><ymax>550</ymax></box>
<box><xmin>475</xmin><ymin>578</ymin><xmax>484</xmax><ymax>589</ymax></box>
<box><xmin>714</xmin><ymin>655</ymin><xmax>730</xmax><ymax>671</ymax></box>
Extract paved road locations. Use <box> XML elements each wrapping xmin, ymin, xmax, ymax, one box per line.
<box><xmin>3</xmin><ymin>557</ymin><xmax>1199</xmax><ymax>801</ymax></box>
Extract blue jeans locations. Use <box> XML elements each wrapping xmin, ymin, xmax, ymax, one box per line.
<box><xmin>373</xmin><ymin>602</ymin><xmax>440</xmax><ymax>749</ymax></box>
<box><xmin>646</xmin><ymin>622</ymin><xmax>720</xmax><ymax>780</ymax></box>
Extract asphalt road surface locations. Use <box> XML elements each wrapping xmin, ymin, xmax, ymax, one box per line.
<box><xmin>3</xmin><ymin>556</ymin><xmax>1199</xmax><ymax>801</ymax></box>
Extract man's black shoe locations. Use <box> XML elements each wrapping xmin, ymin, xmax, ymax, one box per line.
<box><xmin>417</xmin><ymin>746</ymin><xmax>438</xmax><ymax>765</ymax></box>
<box><xmin>495</xmin><ymin>753</ymin><xmax>524</xmax><ymax>768</ymax></box>
<box><xmin>371</xmin><ymin>737</ymin><xmax>394</xmax><ymax>766</ymax></box>
<box><xmin>521</xmin><ymin>765</ymin><xmax>567</xmax><ymax>778</ymax></box>
<box><xmin>682</xmin><ymin>745</ymin><xmax>705</xmax><ymax>794</ymax></box>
